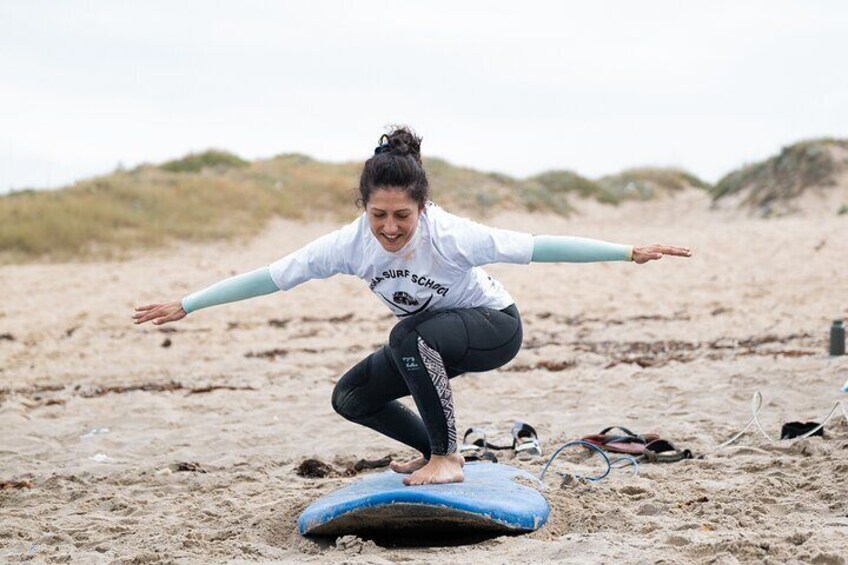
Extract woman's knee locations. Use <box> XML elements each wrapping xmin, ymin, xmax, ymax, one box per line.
<box><xmin>388</xmin><ymin>316</ymin><xmax>419</xmax><ymax>350</ymax></box>
<box><xmin>332</xmin><ymin>363</ymin><xmax>373</xmax><ymax>421</ymax></box>
<box><xmin>332</xmin><ymin>382</ymin><xmax>370</xmax><ymax>421</ymax></box>
<box><xmin>331</xmin><ymin>379</ymin><xmax>351</xmax><ymax>418</ymax></box>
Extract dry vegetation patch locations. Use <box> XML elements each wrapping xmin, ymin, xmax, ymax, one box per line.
<box><xmin>598</xmin><ymin>167</ymin><xmax>710</xmax><ymax>201</ymax></box>
<box><xmin>711</xmin><ymin>138</ymin><xmax>848</xmax><ymax>216</ymax></box>
<box><xmin>1</xmin><ymin>149</ymin><xmax>707</xmax><ymax>264</ymax></box>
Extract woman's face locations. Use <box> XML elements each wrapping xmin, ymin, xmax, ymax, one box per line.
<box><xmin>366</xmin><ymin>187</ymin><xmax>423</xmax><ymax>252</ymax></box>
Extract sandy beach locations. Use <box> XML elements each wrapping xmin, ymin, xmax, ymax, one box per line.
<box><xmin>2</xmin><ymin>189</ymin><xmax>847</xmax><ymax>564</ymax></box>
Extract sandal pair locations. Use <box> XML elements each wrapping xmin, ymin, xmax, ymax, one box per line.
<box><xmin>460</xmin><ymin>422</ymin><xmax>542</xmax><ymax>462</ymax></box>
<box><xmin>582</xmin><ymin>426</ymin><xmax>692</xmax><ymax>463</ymax></box>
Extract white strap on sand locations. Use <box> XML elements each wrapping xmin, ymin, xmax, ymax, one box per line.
<box><xmin>718</xmin><ymin>390</ymin><xmax>848</xmax><ymax>448</ymax></box>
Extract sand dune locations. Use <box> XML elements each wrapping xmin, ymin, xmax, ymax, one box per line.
<box><xmin>2</xmin><ymin>190</ymin><xmax>847</xmax><ymax>563</ymax></box>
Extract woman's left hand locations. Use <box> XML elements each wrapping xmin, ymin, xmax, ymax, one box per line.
<box><xmin>632</xmin><ymin>245</ymin><xmax>692</xmax><ymax>264</ymax></box>
<box><xmin>133</xmin><ymin>301</ymin><xmax>187</xmax><ymax>325</ymax></box>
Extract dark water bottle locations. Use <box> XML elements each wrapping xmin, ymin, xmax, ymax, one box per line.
<box><xmin>830</xmin><ymin>320</ymin><xmax>845</xmax><ymax>356</ymax></box>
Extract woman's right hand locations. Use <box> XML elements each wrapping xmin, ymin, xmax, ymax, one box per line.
<box><xmin>133</xmin><ymin>301</ymin><xmax>187</xmax><ymax>326</ymax></box>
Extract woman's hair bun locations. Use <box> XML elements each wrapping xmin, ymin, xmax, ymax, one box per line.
<box><xmin>377</xmin><ymin>126</ymin><xmax>423</xmax><ymax>165</ymax></box>
<box><xmin>359</xmin><ymin>124</ymin><xmax>429</xmax><ymax>207</ymax></box>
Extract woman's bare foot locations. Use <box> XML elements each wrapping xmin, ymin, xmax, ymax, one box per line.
<box><xmin>390</xmin><ymin>456</ymin><xmax>428</xmax><ymax>474</ymax></box>
<box><xmin>403</xmin><ymin>453</ymin><xmax>465</xmax><ymax>486</ymax></box>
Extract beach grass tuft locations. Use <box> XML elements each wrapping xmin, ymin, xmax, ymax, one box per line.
<box><xmin>599</xmin><ymin>167</ymin><xmax>710</xmax><ymax>202</ymax></box>
<box><xmin>711</xmin><ymin>138</ymin><xmax>848</xmax><ymax>215</ymax></box>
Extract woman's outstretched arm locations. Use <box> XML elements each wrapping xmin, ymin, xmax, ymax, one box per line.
<box><xmin>133</xmin><ymin>266</ymin><xmax>278</xmax><ymax>326</ymax></box>
<box><xmin>531</xmin><ymin>235</ymin><xmax>691</xmax><ymax>264</ymax></box>
<box><xmin>133</xmin><ymin>220</ymin><xmax>356</xmax><ymax>327</ymax></box>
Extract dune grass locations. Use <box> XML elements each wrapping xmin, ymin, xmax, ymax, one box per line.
<box><xmin>526</xmin><ymin>167</ymin><xmax>710</xmax><ymax>206</ymax></box>
<box><xmin>711</xmin><ymin>139</ymin><xmax>848</xmax><ymax>214</ymax></box>
<box><xmin>0</xmin><ymin>149</ymin><xmax>707</xmax><ymax>264</ymax></box>
<box><xmin>160</xmin><ymin>149</ymin><xmax>250</xmax><ymax>173</ymax></box>
<box><xmin>527</xmin><ymin>170</ymin><xmax>609</xmax><ymax>207</ymax></box>
<box><xmin>598</xmin><ymin>168</ymin><xmax>710</xmax><ymax>201</ymax></box>
<box><xmin>0</xmin><ymin>164</ymin><xmax>296</xmax><ymax>262</ymax></box>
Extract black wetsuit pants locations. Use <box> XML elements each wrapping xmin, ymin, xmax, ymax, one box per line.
<box><xmin>331</xmin><ymin>304</ymin><xmax>522</xmax><ymax>458</ymax></box>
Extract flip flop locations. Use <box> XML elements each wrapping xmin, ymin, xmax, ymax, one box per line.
<box><xmin>581</xmin><ymin>426</ymin><xmax>661</xmax><ymax>455</ymax></box>
<box><xmin>459</xmin><ymin>427</ymin><xmax>499</xmax><ymax>463</ymax></box>
<box><xmin>512</xmin><ymin>421</ymin><xmax>542</xmax><ymax>459</ymax></box>
<box><xmin>638</xmin><ymin>439</ymin><xmax>693</xmax><ymax>463</ymax></box>
<box><xmin>780</xmin><ymin>421</ymin><xmax>824</xmax><ymax>440</ymax></box>
<box><xmin>582</xmin><ymin>427</ymin><xmax>693</xmax><ymax>462</ymax></box>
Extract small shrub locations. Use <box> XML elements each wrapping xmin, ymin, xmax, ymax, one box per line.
<box><xmin>598</xmin><ymin>168</ymin><xmax>710</xmax><ymax>202</ymax></box>
<box><xmin>515</xmin><ymin>179</ymin><xmax>574</xmax><ymax>214</ymax></box>
<box><xmin>531</xmin><ymin>170</ymin><xmax>606</xmax><ymax>198</ymax></box>
<box><xmin>160</xmin><ymin>150</ymin><xmax>249</xmax><ymax>173</ymax></box>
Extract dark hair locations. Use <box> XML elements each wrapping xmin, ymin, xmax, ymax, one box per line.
<box><xmin>357</xmin><ymin>126</ymin><xmax>429</xmax><ymax>208</ymax></box>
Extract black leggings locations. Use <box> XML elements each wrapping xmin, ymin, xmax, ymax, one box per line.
<box><xmin>331</xmin><ymin>304</ymin><xmax>522</xmax><ymax>458</ymax></box>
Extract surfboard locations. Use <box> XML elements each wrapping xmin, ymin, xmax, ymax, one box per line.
<box><xmin>297</xmin><ymin>462</ymin><xmax>549</xmax><ymax>536</ymax></box>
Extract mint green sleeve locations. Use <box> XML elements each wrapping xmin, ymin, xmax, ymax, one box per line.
<box><xmin>531</xmin><ymin>235</ymin><xmax>633</xmax><ymax>263</ymax></box>
<box><xmin>181</xmin><ymin>266</ymin><xmax>279</xmax><ymax>314</ymax></box>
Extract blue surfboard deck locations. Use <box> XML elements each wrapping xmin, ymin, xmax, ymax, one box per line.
<box><xmin>298</xmin><ymin>463</ymin><xmax>549</xmax><ymax>536</ymax></box>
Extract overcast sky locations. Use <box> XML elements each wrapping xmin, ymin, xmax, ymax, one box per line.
<box><xmin>2</xmin><ymin>1</ymin><xmax>847</xmax><ymax>193</ymax></box>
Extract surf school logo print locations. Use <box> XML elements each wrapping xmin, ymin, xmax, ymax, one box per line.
<box><xmin>392</xmin><ymin>291</ymin><xmax>418</xmax><ymax>306</ymax></box>
<box><xmin>369</xmin><ymin>269</ymin><xmax>451</xmax><ymax>317</ymax></box>
<box><xmin>368</xmin><ymin>270</ymin><xmax>451</xmax><ymax>297</ymax></box>
<box><xmin>377</xmin><ymin>291</ymin><xmax>433</xmax><ymax>317</ymax></box>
